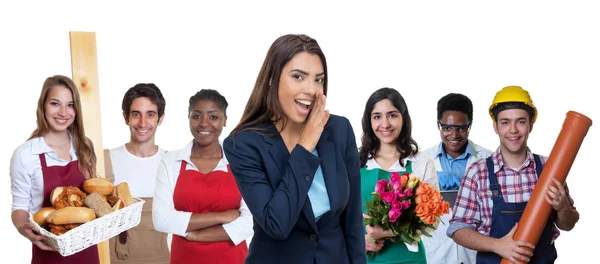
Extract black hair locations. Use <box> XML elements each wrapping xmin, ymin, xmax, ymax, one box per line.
<box><xmin>359</xmin><ymin>87</ymin><xmax>419</xmax><ymax>168</ymax></box>
<box><xmin>437</xmin><ymin>93</ymin><xmax>473</xmax><ymax>122</ymax></box>
<box><xmin>189</xmin><ymin>89</ymin><xmax>228</xmax><ymax>115</ymax></box>
<box><xmin>122</xmin><ymin>83</ymin><xmax>166</xmax><ymax>120</ymax></box>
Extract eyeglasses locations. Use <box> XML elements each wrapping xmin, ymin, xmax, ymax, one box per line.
<box><xmin>438</xmin><ymin>121</ymin><xmax>471</xmax><ymax>134</ymax></box>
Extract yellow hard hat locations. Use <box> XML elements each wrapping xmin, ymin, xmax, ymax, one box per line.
<box><xmin>489</xmin><ymin>86</ymin><xmax>537</xmax><ymax>122</ymax></box>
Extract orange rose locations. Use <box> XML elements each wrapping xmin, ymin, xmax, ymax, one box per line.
<box><xmin>426</xmin><ymin>201</ymin><xmax>437</xmax><ymax>212</ymax></box>
<box><xmin>415</xmin><ymin>203</ymin><xmax>429</xmax><ymax>218</ymax></box>
<box><xmin>416</xmin><ymin>183</ymin><xmax>433</xmax><ymax>196</ymax></box>
<box><xmin>433</xmin><ymin>203</ymin><xmax>445</xmax><ymax>216</ymax></box>
<box><xmin>401</xmin><ymin>174</ymin><xmax>409</xmax><ymax>188</ymax></box>
<box><xmin>441</xmin><ymin>201</ymin><xmax>450</xmax><ymax>215</ymax></box>
<box><xmin>431</xmin><ymin>191</ymin><xmax>443</xmax><ymax>203</ymax></box>
<box><xmin>421</xmin><ymin>213</ymin><xmax>436</xmax><ymax>225</ymax></box>
<box><xmin>415</xmin><ymin>193</ymin><xmax>430</xmax><ymax>204</ymax></box>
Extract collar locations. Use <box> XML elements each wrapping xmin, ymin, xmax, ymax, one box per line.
<box><xmin>176</xmin><ymin>140</ymin><xmax>229</xmax><ymax>172</ymax></box>
<box><xmin>435</xmin><ymin>140</ymin><xmax>477</xmax><ymax>159</ymax></box>
<box><xmin>364</xmin><ymin>155</ymin><xmax>416</xmax><ymax>171</ymax></box>
<box><xmin>491</xmin><ymin>147</ymin><xmax>536</xmax><ymax>173</ymax></box>
<box><xmin>30</xmin><ymin>131</ymin><xmax>76</xmax><ymax>156</ymax></box>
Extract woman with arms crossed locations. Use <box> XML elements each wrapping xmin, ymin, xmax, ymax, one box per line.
<box><xmin>153</xmin><ymin>89</ymin><xmax>253</xmax><ymax>263</ymax></box>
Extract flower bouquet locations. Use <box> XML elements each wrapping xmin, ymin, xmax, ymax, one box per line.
<box><xmin>363</xmin><ymin>171</ymin><xmax>450</xmax><ymax>256</ymax></box>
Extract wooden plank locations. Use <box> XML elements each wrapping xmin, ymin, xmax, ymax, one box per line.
<box><xmin>69</xmin><ymin>31</ymin><xmax>110</xmax><ymax>264</ymax></box>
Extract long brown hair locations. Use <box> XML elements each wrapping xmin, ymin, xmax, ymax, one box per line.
<box><xmin>359</xmin><ymin>88</ymin><xmax>418</xmax><ymax>168</ymax></box>
<box><xmin>231</xmin><ymin>34</ymin><xmax>328</xmax><ymax>136</ymax></box>
<box><xmin>28</xmin><ymin>75</ymin><xmax>97</xmax><ymax>178</ymax></box>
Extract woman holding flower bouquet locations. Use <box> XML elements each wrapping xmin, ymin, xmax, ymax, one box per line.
<box><xmin>360</xmin><ymin>88</ymin><xmax>447</xmax><ymax>264</ymax></box>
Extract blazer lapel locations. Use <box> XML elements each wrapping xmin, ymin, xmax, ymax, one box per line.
<box><xmin>263</xmin><ymin>125</ymin><xmax>319</xmax><ymax>234</ymax></box>
<box><xmin>315</xmin><ymin>128</ymin><xmax>339</xmax><ymax>215</ymax></box>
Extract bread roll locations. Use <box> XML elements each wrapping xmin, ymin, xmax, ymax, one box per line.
<box><xmin>47</xmin><ymin>207</ymin><xmax>96</xmax><ymax>225</ymax></box>
<box><xmin>50</xmin><ymin>186</ymin><xmax>87</xmax><ymax>209</ymax></box>
<box><xmin>33</xmin><ymin>207</ymin><xmax>56</xmax><ymax>226</ymax></box>
<box><xmin>83</xmin><ymin>177</ymin><xmax>114</xmax><ymax>195</ymax></box>
<box><xmin>50</xmin><ymin>187</ymin><xmax>64</xmax><ymax>207</ymax></box>
<box><xmin>84</xmin><ymin>192</ymin><xmax>114</xmax><ymax>217</ymax></box>
<box><xmin>112</xmin><ymin>199</ymin><xmax>124</xmax><ymax>210</ymax></box>
<box><xmin>113</xmin><ymin>182</ymin><xmax>134</xmax><ymax>206</ymax></box>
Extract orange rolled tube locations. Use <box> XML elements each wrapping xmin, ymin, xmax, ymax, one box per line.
<box><xmin>500</xmin><ymin>111</ymin><xmax>592</xmax><ymax>264</ymax></box>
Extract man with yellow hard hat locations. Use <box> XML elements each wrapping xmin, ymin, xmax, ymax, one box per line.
<box><xmin>446</xmin><ymin>86</ymin><xmax>579</xmax><ymax>264</ymax></box>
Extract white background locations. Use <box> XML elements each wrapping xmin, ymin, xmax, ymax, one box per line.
<box><xmin>0</xmin><ymin>1</ymin><xmax>597</xmax><ymax>263</ymax></box>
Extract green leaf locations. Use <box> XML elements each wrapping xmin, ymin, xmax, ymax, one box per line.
<box><xmin>420</xmin><ymin>226</ymin><xmax>433</xmax><ymax>237</ymax></box>
<box><xmin>401</xmin><ymin>232</ymin><xmax>415</xmax><ymax>244</ymax></box>
<box><xmin>381</xmin><ymin>214</ymin><xmax>389</xmax><ymax>224</ymax></box>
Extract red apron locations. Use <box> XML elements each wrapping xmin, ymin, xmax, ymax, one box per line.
<box><xmin>171</xmin><ymin>161</ymin><xmax>248</xmax><ymax>264</ymax></box>
<box><xmin>31</xmin><ymin>154</ymin><xmax>99</xmax><ymax>264</ymax></box>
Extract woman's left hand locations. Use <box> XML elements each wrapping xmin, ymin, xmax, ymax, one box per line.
<box><xmin>546</xmin><ymin>178</ymin><xmax>571</xmax><ymax>212</ymax></box>
<box><xmin>365</xmin><ymin>233</ymin><xmax>385</xmax><ymax>252</ymax></box>
<box><xmin>363</xmin><ymin>214</ymin><xmax>394</xmax><ymax>240</ymax></box>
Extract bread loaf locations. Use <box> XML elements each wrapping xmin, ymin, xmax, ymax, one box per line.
<box><xmin>83</xmin><ymin>177</ymin><xmax>114</xmax><ymax>195</ymax></box>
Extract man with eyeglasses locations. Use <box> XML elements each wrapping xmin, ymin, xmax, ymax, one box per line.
<box><xmin>422</xmin><ymin>93</ymin><xmax>493</xmax><ymax>264</ymax></box>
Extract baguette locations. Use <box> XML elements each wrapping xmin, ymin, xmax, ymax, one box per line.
<box><xmin>47</xmin><ymin>207</ymin><xmax>96</xmax><ymax>225</ymax></box>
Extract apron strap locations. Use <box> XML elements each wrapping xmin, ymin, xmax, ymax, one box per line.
<box><xmin>405</xmin><ymin>160</ymin><xmax>412</xmax><ymax>174</ymax></box>
<box><xmin>533</xmin><ymin>154</ymin><xmax>543</xmax><ymax>178</ymax></box>
<box><xmin>104</xmin><ymin>149</ymin><xmax>115</xmax><ymax>183</ymax></box>
<box><xmin>180</xmin><ymin>160</ymin><xmax>188</xmax><ymax>173</ymax></box>
<box><xmin>486</xmin><ymin>157</ymin><xmax>502</xmax><ymax>199</ymax></box>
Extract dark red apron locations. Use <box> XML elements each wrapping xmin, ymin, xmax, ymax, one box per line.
<box><xmin>170</xmin><ymin>161</ymin><xmax>248</xmax><ymax>264</ymax></box>
<box><xmin>31</xmin><ymin>153</ymin><xmax>99</xmax><ymax>264</ymax></box>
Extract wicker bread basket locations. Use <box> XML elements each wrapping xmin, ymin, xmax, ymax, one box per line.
<box><xmin>30</xmin><ymin>198</ymin><xmax>145</xmax><ymax>256</ymax></box>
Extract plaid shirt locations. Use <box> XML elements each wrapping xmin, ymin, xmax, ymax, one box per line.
<box><xmin>448</xmin><ymin>148</ymin><xmax>572</xmax><ymax>242</ymax></box>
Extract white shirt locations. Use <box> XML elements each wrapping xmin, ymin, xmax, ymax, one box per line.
<box><xmin>421</xmin><ymin>140</ymin><xmax>493</xmax><ymax>264</ymax></box>
<box><xmin>110</xmin><ymin>145</ymin><xmax>166</xmax><ymax>198</ymax></box>
<box><xmin>109</xmin><ymin>144</ymin><xmax>172</xmax><ymax>251</ymax></box>
<box><xmin>152</xmin><ymin>141</ymin><xmax>253</xmax><ymax>246</ymax></box>
<box><xmin>364</xmin><ymin>151</ymin><xmax>439</xmax><ymax>189</ymax></box>
<box><xmin>10</xmin><ymin>136</ymin><xmax>78</xmax><ymax>213</ymax></box>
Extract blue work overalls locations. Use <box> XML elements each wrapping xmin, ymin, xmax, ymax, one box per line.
<box><xmin>476</xmin><ymin>155</ymin><xmax>557</xmax><ymax>264</ymax></box>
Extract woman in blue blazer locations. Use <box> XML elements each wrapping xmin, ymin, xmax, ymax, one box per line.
<box><xmin>223</xmin><ymin>34</ymin><xmax>366</xmax><ymax>264</ymax></box>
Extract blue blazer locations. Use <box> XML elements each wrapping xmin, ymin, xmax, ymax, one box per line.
<box><xmin>224</xmin><ymin>115</ymin><xmax>366</xmax><ymax>264</ymax></box>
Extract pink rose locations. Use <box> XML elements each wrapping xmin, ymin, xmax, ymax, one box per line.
<box><xmin>402</xmin><ymin>200</ymin><xmax>411</xmax><ymax>209</ymax></box>
<box><xmin>390</xmin><ymin>172</ymin><xmax>402</xmax><ymax>190</ymax></box>
<box><xmin>403</xmin><ymin>187</ymin><xmax>413</xmax><ymax>197</ymax></box>
<box><xmin>395</xmin><ymin>188</ymin><xmax>406</xmax><ymax>198</ymax></box>
<box><xmin>375</xmin><ymin>179</ymin><xmax>388</xmax><ymax>194</ymax></box>
<box><xmin>389</xmin><ymin>208</ymin><xmax>402</xmax><ymax>223</ymax></box>
<box><xmin>380</xmin><ymin>191</ymin><xmax>396</xmax><ymax>204</ymax></box>
<box><xmin>392</xmin><ymin>200</ymin><xmax>403</xmax><ymax>210</ymax></box>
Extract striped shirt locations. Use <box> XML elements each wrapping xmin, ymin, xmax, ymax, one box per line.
<box><xmin>447</xmin><ymin>148</ymin><xmax>573</xmax><ymax>242</ymax></box>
